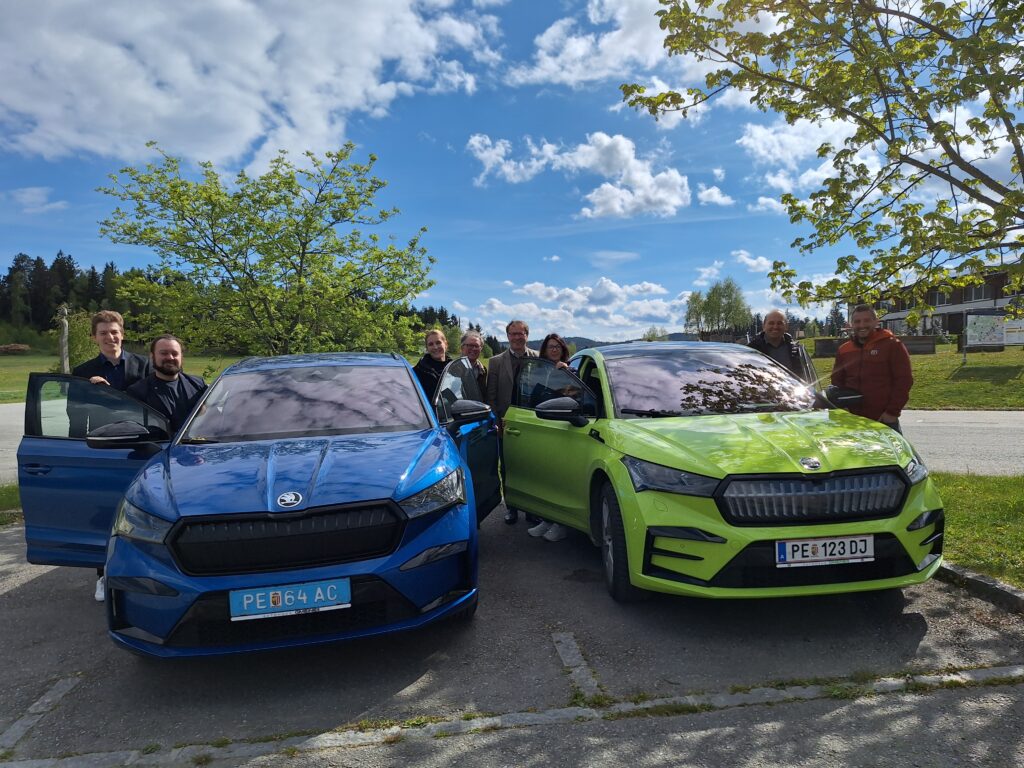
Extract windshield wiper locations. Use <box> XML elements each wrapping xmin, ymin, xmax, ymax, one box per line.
<box><xmin>620</xmin><ymin>408</ymin><xmax>690</xmax><ymax>418</ymax></box>
<box><xmin>178</xmin><ymin>436</ymin><xmax>219</xmax><ymax>444</ymax></box>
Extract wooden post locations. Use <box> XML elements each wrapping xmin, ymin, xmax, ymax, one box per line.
<box><xmin>59</xmin><ymin>305</ymin><xmax>70</xmax><ymax>374</ymax></box>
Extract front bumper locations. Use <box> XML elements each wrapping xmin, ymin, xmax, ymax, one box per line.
<box><xmin>613</xmin><ymin>464</ymin><xmax>945</xmax><ymax>598</ymax></box>
<box><xmin>104</xmin><ymin>503</ymin><xmax>478</xmax><ymax>657</ymax></box>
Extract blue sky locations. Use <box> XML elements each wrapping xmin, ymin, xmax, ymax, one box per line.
<box><xmin>0</xmin><ymin>0</ymin><xmax>848</xmax><ymax>341</ymax></box>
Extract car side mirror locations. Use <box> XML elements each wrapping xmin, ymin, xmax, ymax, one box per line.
<box><xmin>450</xmin><ymin>399</ymin><xmax>492</xmax><ymax>424</ymax></box>
<box><xmin>86</xmin><ymin>420</ymin><xmax>169</xmax><ymax>450</ymax></box>
<box><xmin>535</xmin><ymin>396</ymin><xmax>589</xmax><ymax>428</ymax></box>
<box><xmin>821</xmin><ymin>385</ymin><xmax>864</xmax><ymax>410</ymax></box>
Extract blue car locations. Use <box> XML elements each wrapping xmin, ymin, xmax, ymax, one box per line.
<box><xmin>18</xmin><ymin>353</ymin><xmax>500</xmax><ymax>657</ymax></box>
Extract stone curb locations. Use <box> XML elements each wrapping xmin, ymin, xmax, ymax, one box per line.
<box><xmin>3</xmin><ymin>664</ymin><xmax>1024</xmax><ymax>767</ymax></box>
<box><xmin>937</xmin><ymin>563</ymin><xmax>1024</xmax><ymax>614</ymax></box>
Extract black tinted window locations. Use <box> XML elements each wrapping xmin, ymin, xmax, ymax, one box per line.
<box><xmin>183</xmin><ymin>365</ymin><xmax>428</xmax><ymax>442</ymax></box>
<box><xmin>513</xmin><ymin>359</ymin><xmax>594</xmax><ymax>411</ymax></box>
<box><xmin>604</xmin><ymin>347</ymin><xmax>815</xmax><ymax>417</ymax></box>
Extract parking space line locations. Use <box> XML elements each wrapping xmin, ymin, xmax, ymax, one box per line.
<box><xmin>551</xmin><ymin>631</ymin><xmax>602</xmax><ymax>697</ymax></box>
<box><xmin>0</xmin><ymin>677</ymin><xmax>80</xmax><ymax>751</ymax></box>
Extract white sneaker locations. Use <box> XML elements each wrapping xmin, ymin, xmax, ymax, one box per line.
<box><xmin>543</xmin><ymin>523</ymin><xmax>568</xmax><ymax>542</ymax></box>
<box><xmin>94</xmin><ymin>576</ymin><xmax>106</xmax><ymax>602</ymax></box>
<box><xmin>528</xmin><ymin>521</ymin><xmax>553</xmax><ymax>537</ymax></box>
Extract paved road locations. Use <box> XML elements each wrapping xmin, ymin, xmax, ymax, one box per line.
<box><xmin>3</xmin><ymin>404</ymin><xmax>1022</xmax><ymax>487</ymax></box>
<box><xmin>2</xmin><ymin>512</ymin><xmax>1024</xmax><ymax>766</ymax></box>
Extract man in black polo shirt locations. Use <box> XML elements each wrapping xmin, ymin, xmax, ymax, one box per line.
<box><xmin>127</xmin><ymin>334</ymin><xmax>207</xmax><ymax>434</ymax></box>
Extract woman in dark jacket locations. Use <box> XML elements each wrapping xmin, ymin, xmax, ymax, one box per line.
<box><xmin>413</xmin><ymin>329</ymin><xmax>451</xmax><ymax>400</ymax></box>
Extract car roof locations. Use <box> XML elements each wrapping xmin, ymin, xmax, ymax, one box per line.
<box><xmin>223</xmin><ymin>352</ymin><xmax>409</xmax><ymax>375</ymax></box>
<box><xmin>581</xmin><ymin>341</ymin><xmax>752</xmax><ymax>359</ymax></box>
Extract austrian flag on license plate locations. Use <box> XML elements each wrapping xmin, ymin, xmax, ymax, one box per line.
<box><xmin>775</xmin><ymin>535</ymin><xmax>874</xmax><ymax>568</ymax></box>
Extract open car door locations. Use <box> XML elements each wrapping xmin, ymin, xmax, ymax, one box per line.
<box><xmin>434</xmin><ymin>358</ymin><xmax>501</xmax><ymax>525</ymax></box>
<box><xmin>17</xmin><ymin>373</ymin><xmax>170</xmax><ymax>568</ymax></box>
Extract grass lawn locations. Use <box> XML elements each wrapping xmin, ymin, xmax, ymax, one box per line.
<box><xmin>809</xmin><ymin>342</ymin><xmax>1024</xmax><ymax>410</ymax></box>
<box><xmin>0</xmin><ymin>473</ymin><xmax>1020</xmax><ymax>589</ymax></box>
<box><xmin>0</xmin><ymin>354</ymin><xmax>242</xmax><ymax>404</ymax></box>
<box><xmin>934</xmin><ymin>472</ymin><xmax>1024</xmax><ymax>589</ymax></box>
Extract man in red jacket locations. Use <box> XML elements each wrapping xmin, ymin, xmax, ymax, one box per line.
<box><xmin>831</xmin><ymin>304</ymin><xmax>913</xmax><ymax>432</ymax></box>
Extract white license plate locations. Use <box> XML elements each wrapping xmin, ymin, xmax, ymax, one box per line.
<box><xmin>228</xmin><ymin>577</ymin><xmax>351</xmax><ymax>621</ymax></box>
<box><xmin>775</xmin><ymin>535</ymin><xmax>874</xmax><ymax>568</ymax></box>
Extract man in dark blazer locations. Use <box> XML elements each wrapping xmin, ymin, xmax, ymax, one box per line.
<box><xmin>72</xmin><ymin>310</ymin><xmax>151</xmax><ymax>390</ymax></box>
<box><xmin>69</xmin><ymin>309</ymin><xmax>151</xmax><ymax>603</ymax></box>
<box><xmin>485</xmin><ymin>319</ymin><xmax>538</xmax><ymax>524</ymax></box>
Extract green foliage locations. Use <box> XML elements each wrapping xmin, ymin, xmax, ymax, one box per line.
<box><xmin>624</xmin><ymin>1</ymin><xmax>1024</xmax><ymax>314</ymax></box>
<box><xmin>685</xmin><ymin>278</ymin><xmax>752</xmax><ymax>334</ymax></box>
<box><xmin>99</xmin><ymin>143</ymin><xmax>434</xmax><ymax>356</ymax></box>
<box><xmin>50</xmin><ymin>308</ymin><xmax>97</xmax><ymax>372</ymax></box>
<box><xmin>641</xmin><ymin>325</ymin><xmax>668</xmax><ymax>341</ymax></box>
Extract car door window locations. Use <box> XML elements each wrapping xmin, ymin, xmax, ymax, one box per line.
<box><xmin>434</xmin><ymin>357</ymin><xmax>486</xmax><ymax>423</ymax></box>
<box><xmin>35</xmin><ymin>377</ymin><xmax>169</xmax><ymax>439</ymax></box>
<box><xmin>513</xmin><ymin>359</ymin><xmax>596</xmax><ymax>412</ymax></box>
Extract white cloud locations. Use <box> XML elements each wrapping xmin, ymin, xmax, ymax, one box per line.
<box><xmin>543</xmin><ymin>254</ymin><xmax>561</xmax><ymax>262</ymax></box>
<box><xmin>712</xmin><ymin>167</ymin><xmax>725</xmax><ymax>181</ymax></box>
<box><xmin>737</xmin><ymin>118</ymin><xmax>856</xmax><ymax>172</ymax></box>
<box><xmin>465</xmin><ymin>135</ymin><xmax>559</xmax><ymax>185</ymax></box>
<box><xmin>6</xmin><ymin>186</ymin><xmax>68</xmax><ymax>214</ymax></box>
<box><xmin>748</xmin><ymin>196</ymin><xmax>787</xmax><ymax>214</ymax></box>
<box><xmin>733</xmin><ymin>248</ymin><xmax>771</xmax><ymax>273</ymax></box>
<box><xmin>506</xmin><ymin>0</ymin><xmax>668</xmax><ymax>87</ymax></box>
<box><xmin>468</xmin><ymin>131</ymin><xmax>691</xmax><ymax>218</ymax></box>
<box><xmin>452</xmin><ymin>300</ymin><xmax>469</xmax><ymax>312</ymax></box>
<box><xmin>473</xmin><ymin>274</ymin><xmax>687</xmax><ymax>341</ymax></box>
<box><xmin>0</xmin><ymin>2</ymin><xmax>501</xmax><ymax>167</ymax></box>
<box><xmin>693</xmin><ymin>260</ymin><xmax>723</xmax><ymax>287</ymax></box>
<box><xmin>697</xmin><ymin>184</ymin><xmax>735</xmax><ymax>206</ymax></box>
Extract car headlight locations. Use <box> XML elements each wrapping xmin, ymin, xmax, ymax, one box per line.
<box><xmin>113</xmin><ymin>499</ymin><xmax>173</xmax><ymax>543</ymax></box>
<box><xmin>399</xmin><ymin>469</ymin><xmax>465</xmax><ymax>518</ymax></box>
<box><xmin>905</xmin><ymin>456</ymin><xmax>929</xmax><ymax>485</ymax></box>
<box><xmin>622</xmin><ymin>456</ymin><xmax>720</xmax><ymax>497</ymax></box>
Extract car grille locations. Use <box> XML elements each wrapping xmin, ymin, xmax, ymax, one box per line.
<box><xmin>161</xmin><ymin>577</ymin><xmax>418</xmax><ymax>648</ymax></box>
<box><xmin>169</xmin><ymin>502</ymin><xmax>405</xmax><ymax>576</ymax></box>
<box><xmin>718</xmin><ymin>470</ymin><xmax>906</xmax><ymax>526</ymax></box>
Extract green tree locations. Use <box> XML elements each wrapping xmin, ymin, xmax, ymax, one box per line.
<box><xmin>99</xmin><ymin>143</ymin><xmax>433</xmax><ymax>355</ymax></box>
<box><xmin>623</xmin><ymin>0</ymin><xmax>1024</xmax><ymax>315</ymax></box>
<box><xmin>684</xmin><ymin>290</ymin><xmax>705</xmax><ymax>333</ymax></box>
<box><xmin>641</xmin><ymin>324</ymin><xmax>668</xmax><ymax>341</ymax></box>
<box><xmin>700</xmin><ymin>278</ymin><xmax>753</xmax><ymax>335</ymax></box>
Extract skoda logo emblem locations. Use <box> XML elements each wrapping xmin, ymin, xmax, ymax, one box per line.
<box><xmin>277</xmin><ymin>491</ymin><xmax>302</xmax><ymax>508</ymax></box>
<box><xmin>800</xmin><ymin>457</ymin><xmax>821</xmax><ymax>471</ymax></box>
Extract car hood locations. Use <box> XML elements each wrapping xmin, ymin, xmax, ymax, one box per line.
<box><xmin>606</xmin><ymin>409</ymin><xmax>913</xmax><ymax>477</ymax></box>
<box><xmin>128</xmin><ymin>429</ymin><xmax>452</xmax><ymax>519</ymax></box>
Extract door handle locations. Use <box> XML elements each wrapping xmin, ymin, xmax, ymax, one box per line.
<box><xmin>23</xmin><ymin>464</ymin><xmax>52</xmax><ymax>475</ymax></box>
<box><xmin>505</xmin><ymin>428</ymin><xmax>521</xmax><ymax>436</ymax></box>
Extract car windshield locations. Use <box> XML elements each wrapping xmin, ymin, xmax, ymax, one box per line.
<box><xmin>605</xmin><ymin>347</ymin><xmax>815</xmax><ymax>417</ymax></box>
<box><xmin>181</xmin><ymin>364</ymin><xmax>429</xmax><ymax>442</ymax></box>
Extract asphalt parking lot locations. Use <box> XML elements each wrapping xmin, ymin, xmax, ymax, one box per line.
<box><xmin>3</xmin><ymin>507</ymin><xmax>1024</xmax><ymax>767</ymax></box>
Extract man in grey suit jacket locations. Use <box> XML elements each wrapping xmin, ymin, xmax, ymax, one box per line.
<box><xmin>485</xmin><ymin>319</ymin><xmax>538</xmax><ymax>525</ymax></box>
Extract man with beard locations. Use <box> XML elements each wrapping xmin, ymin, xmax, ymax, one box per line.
<box><xmin>127</xmin><ymin>334</ymin><xmax>208</xmax><ymax>434</ymax></box>
<box><xmin>831</xmin><ymin>304</ymin><xmax>913</xmax><ymax>432</ymax></box>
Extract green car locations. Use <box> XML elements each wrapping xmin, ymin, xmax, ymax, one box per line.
<box><xmin>471</xmin><ymin>342</ymin><xmax>942</xmax><ymax>601</ymax></box>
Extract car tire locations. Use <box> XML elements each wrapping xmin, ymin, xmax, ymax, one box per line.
<box><xmin>599</xmin><ymin>483</ymin><xmax>646</xmax><ymax>603</ymax></box>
